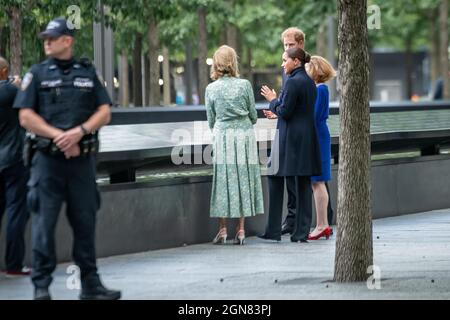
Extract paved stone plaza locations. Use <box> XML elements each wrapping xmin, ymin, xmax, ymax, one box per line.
<box><xmin>1</xmin><ymin>209</ymin><xmax>450</xmax><ymax>300</ymax></box>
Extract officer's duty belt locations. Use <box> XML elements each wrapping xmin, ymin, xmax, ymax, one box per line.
<box><xmin>33</xmin><ymin>134</ymin><xmax>99</xmax><ymax>157</ymax></box>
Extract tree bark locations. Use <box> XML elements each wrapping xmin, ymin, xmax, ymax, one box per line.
<box><xmin>8</xmin><ymin>6</ymin><xmax>22</xmax><ymax>76</ymax></box>
<box><xmin>334</xmin><ymin>0</ymin><xmax>373</xmax><ymax>282</ymax></box>
<box><xmin>440</xmin><ymin>0</ymin><xmax>449</xmax><ymax>99</ymax></box>
<box><xmin>197</xmin><ymin>6</ymin><xmax>208</xmax><ymax>105</ymax></box>
<box><xmin>119</xmin><ymin>50</ymin><xmax>130</xmax><ymax>107</ymax></box>
<box><xmin>144</xmin><ymin>53</ymin><xmax>150</xmax><ymax>106</ymax></box>
<box><xmin>162</xmin><ymin>46</ymin><xmax>171</xmax><ymax>106</ymax></box>
<box><xmin>226</xmin><ymin>24</ymin><xmax>239</xmax><ymax>50</ymax></box>
<box><xmin>404</xmin><ymin>36</ymin><xmax>413</xmax><ymax>100</ymax></box>
<box><xmin>132</xmin><ymin>32</ymin><xmax>143</xmax><ymax>106</ymax></box>
<box><xmin>0</xmin><ymin>25</ymin><xmax>6</xmax><ymax>58</ymax></box>
<box><xmin>316</xmin><ymin>22</ymin><xmax>327</xmax><ymax>58</ymax></box>
<box><xmin>327</xmin><ymin>16</ymin><xmax>338</xmax><ymax>102</ymax></box>
<box><xmin>185</xmin><ymin>41</ymin><xmax>193</xmax><ymax>105</ymax></box>
<box><xmin>219</xmin><ymin>29</ymin><xmax>227</xmax><ymax>46</ymax></box>
<box><xmin>148</xmin><ymin>18</ymin><xmax>161</xmax><ymax>106</ymax></box>
<box><xmin>429</xmin><ymin>8</ymin><xmax>440</xmax><ymax>89</ymax></box>
<box><xmin>245</xmin><ymin>46</ymin><xmax>254</xmax><ymax>84</ymax></box>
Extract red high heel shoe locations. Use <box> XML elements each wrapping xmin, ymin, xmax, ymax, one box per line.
<box><xmin>308</xmin><ymin>227</ymin><xmax>333</xmax><ymax>240</ymax></box>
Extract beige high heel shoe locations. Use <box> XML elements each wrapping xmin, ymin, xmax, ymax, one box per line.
<box><xmin>212</xmin><ymin>228</ymin><xmax>227</xmax><ymax>244</ymax></box>
<box><xmin>234</xmin><ymin>230</ymin><xmax>245</xmax><ymax>245</ymax></box>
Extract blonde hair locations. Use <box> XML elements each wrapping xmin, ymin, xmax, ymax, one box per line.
<box><xmin>210</xmin><ymin>45</ymin><xmax>240</xmax><ymax>81</ymax></box>
<box><xmin>306</xmin><ymin>56</ymin><xmax>337</xmax><ymax>83</ymax></box>
<box><xmin>281</xmin><ymin>27</ymin><xmax>305</xmax><ymax>46</ymax></box>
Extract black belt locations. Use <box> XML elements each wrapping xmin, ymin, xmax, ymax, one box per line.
<box><xmin>33</xmin><ymin>134</ymin><xmax>98</xmax><ymax>157</ymax></box>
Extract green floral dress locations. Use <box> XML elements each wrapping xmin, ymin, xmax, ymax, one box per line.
<box><xmin>205</xmin><ymin>76</ymin><xmax>264</xmax><ymax>218</ymax></box>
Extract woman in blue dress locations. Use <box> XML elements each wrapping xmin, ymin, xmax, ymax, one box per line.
<box><xmin>306</xmin><ymin>56</ymin><xmax>337</xmax><ymax>240</ymax></box>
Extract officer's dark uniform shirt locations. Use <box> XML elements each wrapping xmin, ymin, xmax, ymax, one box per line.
<box><xmin>13</xmin><ymin>58</ymin><xmax>112</xmax><ymax>129</ymax></box>
<box><xmin>0</xmin><ymin>80</ymin><xmax>23</xmax><ymax>170</ymax></box>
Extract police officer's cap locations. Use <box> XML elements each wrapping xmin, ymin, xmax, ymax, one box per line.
<box><xmin>39</xmin><ymin>18</ymin><xmax>75</xmax><ymax>39</ymax></box>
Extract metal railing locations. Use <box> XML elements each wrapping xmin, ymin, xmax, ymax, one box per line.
<box><xmin>109</xmin><ymin>100</ymin><xmax>450</xmax><ymax>125</ymax></box>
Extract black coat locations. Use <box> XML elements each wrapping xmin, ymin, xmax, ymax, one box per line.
<box><xmin>0</xmin><ymin>80</ymin><xmax>23</xmax><ymax>170</ymax></box>
<box><xmin>268</xmin><ymin>66</ymin><xmax>322</xmax><ymax>177</ymax></box>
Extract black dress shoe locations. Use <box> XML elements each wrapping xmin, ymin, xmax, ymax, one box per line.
<box><xmin>34</xmin><ymin>287</ymin><xmax>51</xmax><ymax>300</ymax></box>
<box><xmin>80</xmin><ymin>284</ymin><xmax>121</xmax><ymax>300</ymax></box>
<box><xmin>258</xmin><ymin>234</ymin><xmax>281</xmax><ymax>241</ymax></box>
<box><xmin>281</xmin><ymin>224</ymin><xmax>294</xmax><ymax>235</ymax></box>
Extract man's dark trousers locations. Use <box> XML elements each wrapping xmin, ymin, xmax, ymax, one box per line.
<box><xmin>265</xmin><ymin>176</ymin><xmax>312</xmax><ymax>241</ymax></box>
<box><xmin>0</xmin><ymin>161</ymin><xmax>29</xmax><ymax>271</ymax></box>
<box><xmin>282</xmin><ymin>177</ymin><xmax>296</xmax><ymax>229</ymax></box>
<box><xmin>282</xmin><ymin>181</ymin><xmax>334</xmax><ymax>231</ymax></box>
<box><xmin>29</xmin><ymin>152</ymin><xmax>101</xmax><ymax>289</ymax></box>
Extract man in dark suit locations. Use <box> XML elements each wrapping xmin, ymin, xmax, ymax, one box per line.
<box><xmin>0</xmin><ymin>57</ymin><xmax>30</xmax><ymax>276</ymax></box>
<box><xmin>263</xmin><ymin>28</ymin><xmax>306</xmax><ymax>236</ymax></box>
<box><xmin>263</xmin><ymin>28</ymin><xmax>334</xmax><ymax>235</ymax></box>
<box><xmin>260</xmin><ymin>48</ymin><xmax>321</xmax><ymax>242</ymax></box>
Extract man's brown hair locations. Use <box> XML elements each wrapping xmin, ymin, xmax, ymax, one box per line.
<box><xmin>281</xmin><ymin>27</ymin><xmax>306</xmax><ymax>46</ymax></box>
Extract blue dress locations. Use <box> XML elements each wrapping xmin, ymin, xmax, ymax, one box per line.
<box><xmin>311</xmin><ymin>84</ymin><xmax>331</xmax><ymax>182</ymax></box>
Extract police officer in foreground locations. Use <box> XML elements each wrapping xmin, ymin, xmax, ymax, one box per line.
<box><xmin>0</xmin><ymin>57</ymin><xmax>30</xmax><ymax>277</ymax></box>
<box><xmin>13</xmin><ymin>18</ymin><xmax>121</xmax><ymax>300</ymax></box>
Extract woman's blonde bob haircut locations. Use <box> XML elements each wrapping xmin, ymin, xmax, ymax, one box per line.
<box><xmin>306</xmin><ymin>55</ymin><xmax>337</xmax><ymax>84</ymax></box>
<box><xmin>210</xmin><ymin>45</ymin><xmax>240</xmax><ymax>81</ymax></box>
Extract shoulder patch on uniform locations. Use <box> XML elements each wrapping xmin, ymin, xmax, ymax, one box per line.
<box><xmin>74</xmin><ymin>77</ymin><xmax>94</xmax><ymax>88</ymax></box>
<box><xmin>21</xmin><ymin>73</ymin><xmax>34</xmax><ymax>91</ymax></box>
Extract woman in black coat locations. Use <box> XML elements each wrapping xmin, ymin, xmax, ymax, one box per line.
<box><xmin>260</xmin><ymin>47</ymin><xmax>321</xmax><ymax>242</ymax></box>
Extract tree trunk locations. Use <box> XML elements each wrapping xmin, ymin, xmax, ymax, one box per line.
<box><xmin>327</xmin><ymin>16</ymin><xmax>338</xmax><ymax>101</ymax></box>
<box><xmin>219</xmin><ymin>29</ymin><xmax>227</xmax><ymax>46</ymax></box>
<box><xmin>429</xmin><ymin>8</ymin><xmax>440</xmax><ymax>89</ymax></box>
<box><xmin>246</xmin><ymin>46</ymin><xmax>254</xmax><ymax>84</ymax></box>
<box><xmin>440</xmin><ymin>0</ymin><xmax>449</xmax><ymax>99</ymax></box>
<box><xmin>144</xmin><ymin>53</ymin><xmax>150</xmax><ymax>106</ymax></box>
<box><xmin>316</xmin><ymin>22</ymin><xmax>327</xmax><ymax>58</ymax></box>
<box><xmin>197</xmin><ymin>6</ymin><xmax>208</xmax><ymax>105</ymax></box>
<box><xmin>162</xmin><ymin>46</ymin><xmax>171</xmax><ymax>106</ymax></box>
<box><xmin>8</xmin><ymin>6</ymin><xmax>22</xmax><ymax>76</ymax></box>
<box><xmin>132</xmin><ymin>33</ymin><xmax>143</xmax><ymax>107</ymax></box>
<box><xmin>0</xmin><ymin>25</ymin><xmax>6</xmax><ymax>58</ymax></box>
<box><xmin>148</xmin><ymin>18</ymin><xmax>161</xmax><ymax>106</ymax></box>
<box><xmin>226</xmin><ymin>24</ymin><xmax>239</xmax><ymax>49</ymax></box>
<box><xmin>405</xmin><ymin>36</ymin><xmax>413</xmax><ymax>100</ymax></box>
<box><xmin>119</xmin><ymin>50</ymin><xmax>130</xmax><ymax>107</ymax></box>
<box><xmin>185</xmin><ymin>41</ymin><xmax>193</xmax><ymax>105</ymax></box>
<box><xmin>334</xmin><ymin>0</ymin><xmax>373</xmax><ymax>282</ymax></box>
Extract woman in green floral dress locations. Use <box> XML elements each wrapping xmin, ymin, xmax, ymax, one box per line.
<box><xmin>205</xmin><ymin>45</ymin><xmax>264</xmax><ymax>245</ymax></box>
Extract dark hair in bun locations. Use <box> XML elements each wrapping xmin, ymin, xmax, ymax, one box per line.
<box><xmin>286</xmin><ymin>47</ymin><xmax>311</xmax><ymax>65</ymax></box>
